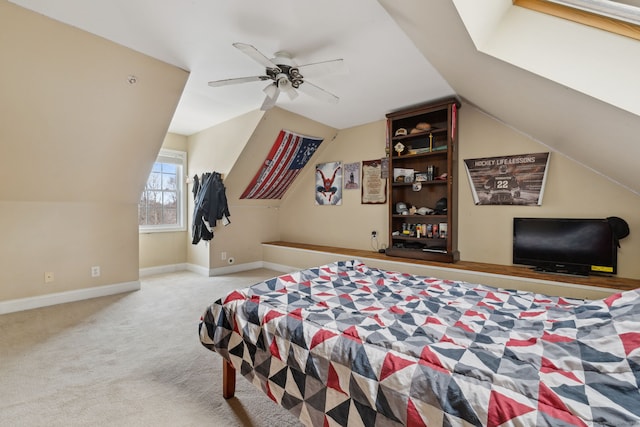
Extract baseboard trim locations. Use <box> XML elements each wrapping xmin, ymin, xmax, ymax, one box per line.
<box><xmin>210</xmin><ymin>261</ymin><xmax>263</xmax><ymax>276</ymax></box>
<box><xmin>262</xmin><ymin>261</ymin><xmax>299</xmax><ymax>273</ymax></box>
<box><xmin>139</xmin><ymin>263</ymin><xmax>188</xmax><ymax>277</ymax></box>
<box><xmin>0</xmin><ymin>280</ymin><xmax>141</xmax><ymax>315</ymax></box>
<box><xmin>186</xmin><ymin>263</ymin><xmax>211</xmax><ymax>276</ymax></box>
<box><xmin>145</xmin><ymin>261</ymin><xmax>292</xmax><ymax>277</ymax></box>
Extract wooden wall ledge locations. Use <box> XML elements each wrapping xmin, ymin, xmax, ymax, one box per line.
<box><xmin>263</xmin><ymin>241</ymin><xmax>640</xmax><ymax>292</ymax></box>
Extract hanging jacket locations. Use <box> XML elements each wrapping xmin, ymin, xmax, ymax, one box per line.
<box><xmin>192</xmin><ymin>172</ymin><xmax>230</xmax><ymax>244</ymax></box>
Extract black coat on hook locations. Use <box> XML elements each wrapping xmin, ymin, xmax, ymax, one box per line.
<box><xmin>192</xmin><ymin>172</ymin><xmax>230</xmax><ymax>244</ymax></box>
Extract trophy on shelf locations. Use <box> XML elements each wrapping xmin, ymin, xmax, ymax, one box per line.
<box><xmin>394</xmin><ymin>142</ymin><xmax>405</xmax><ymax>156</ymax></box>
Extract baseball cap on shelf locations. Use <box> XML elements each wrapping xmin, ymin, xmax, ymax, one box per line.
<box><xmin>607</xmin><ymin>216</ymin><xmax>629</xmax><ymax>247</ymax></box>
<box><xmin>395</xmin><ymin>202</ymin><xmax>409</xmax><ymax>215</ymax></box>
<box><xmin>434</xmin><ymin>198</ymin><xmax>447</xmax><ymax>214</ymax></box>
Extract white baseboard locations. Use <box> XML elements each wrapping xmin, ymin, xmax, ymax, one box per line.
<box><xmin>262</xmin><ymin>261</ymin><xmax>299</xmax><ymax>273</ymax></box>
<box><xmin>209</xmin><ymin>261</ymin><xmax>263</xmax><ymax>276</ymax></box>
<box><xmin>142</xmin><ymin>261</ymin><xmax>293</xmax><ymax>277</ymax></box>
<box><xmin>186</xmin><ymin>263</ymin><xmax>210</xmax><ymax>276</ymax></box>
<box><xmin>139</xmin><ymin>263</ymin><xmax>188</xmax><ymax>277</ymax></box>
<box><xmin>0</xmin><ymin>280</ymin><xmax>141</xmax><ymax>315</ymax></box>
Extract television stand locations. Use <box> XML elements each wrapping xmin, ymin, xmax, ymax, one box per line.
<box><xmin>531</xmin><ymin>267</ymin><xmax>589</xmax><ymax>277</ymax></box>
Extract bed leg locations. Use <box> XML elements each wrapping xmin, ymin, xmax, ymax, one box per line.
<box><xmin>222</xmin><ymin>359</ymin><xmax>236</xmax><ymax>399</ymax></box>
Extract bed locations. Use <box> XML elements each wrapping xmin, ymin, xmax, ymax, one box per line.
<box><xmin>199</xmin><ymin>259</ymin><xmax>640</xmax><ymax>426</ymax></box>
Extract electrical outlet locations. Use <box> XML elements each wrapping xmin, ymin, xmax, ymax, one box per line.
<box><xmin>221</xmin><ymin>251</ymin><xmax>227</xmax><ymax>260</ymax></box>
<box><xmin>371</xmin><ymin>230</ymin><xmax>377</xmax><ymax>238</ymax></box>
<box><xmin>44</xmin><ymin>272</ymin><xmax>54</xmax><ymax>283</ymax></box>
<box><xmin>91</xmin><ymin>266</ymin><xmax>101</xmax><ymax>277</ymax></box>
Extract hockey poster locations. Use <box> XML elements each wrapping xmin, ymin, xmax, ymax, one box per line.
<box><xmin>464</xmin><ymin>152</ymin><xmax>550</xmax><ymax>205</ymax></box>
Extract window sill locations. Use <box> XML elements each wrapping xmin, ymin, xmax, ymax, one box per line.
<box><xmin>139</xmin><ymin>227</ymin><xmax>186</xmax><ymax>234</ymax></box>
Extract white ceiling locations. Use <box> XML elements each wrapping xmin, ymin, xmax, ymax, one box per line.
<box><xmin>10</xmin><ymin>0</ymin><xmax>640</xmax><ymax>195</ymax></box>
<box><xmin>9</xmin><ymin>0</ymin><xmax>455</xmax><ymax>136</ymax></box>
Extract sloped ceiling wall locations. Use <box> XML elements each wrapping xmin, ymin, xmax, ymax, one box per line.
<box><xmin>0</xmin><ymin>1</ymin><xmax>188</xmax><ymax>204</ymax></box>
<box><xmin>0</xmin><ymin>1</ymin><xmax>188</xmax><ymax>303</ymax></box>
<box><xmin>379</xmin><ymin>0</ymin><xmax>640</xmax><ymax>196</ymax></box>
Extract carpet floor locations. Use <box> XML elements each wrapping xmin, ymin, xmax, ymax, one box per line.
<box><xmin>0</xmin><ymin>269</ymin><xmax>302</xmax><ymax>427</ymax></box>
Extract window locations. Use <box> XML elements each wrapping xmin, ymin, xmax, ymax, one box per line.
<box><xmin>139</xmin><ymin>149</ymin><xmax>186</xmax><ymax>232</ymax></box>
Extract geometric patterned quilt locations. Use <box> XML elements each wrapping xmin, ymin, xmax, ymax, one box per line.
<box><xmin>199</xmin><ymin>260</ymin><xmax>640</xmax><ymax>426</ymax></box>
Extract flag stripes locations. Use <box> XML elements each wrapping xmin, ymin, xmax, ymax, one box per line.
<box><xmin>240</xmin><ymin>130</ymin><xmax>323</xmax><ymax>200</ymax></box>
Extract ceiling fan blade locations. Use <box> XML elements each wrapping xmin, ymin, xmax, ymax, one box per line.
<box><xmin>233</xmin><ymin>42</ymin><xmax>279</xmax><ymax>70</ymax></box>
<box><xmin>297</xmin><ymin>81</ymin><xmax>339</xmax><ymax>104</ymax></box>
<box><xmin>297</xmin><ymin>59</ymin><xmax>346</xmax><ymax>77</ymax></box>
<box><xmin>261</xmin><ymin>86</ymin><xmax>280</xmax><ymax>110</ymax></box>
<box><xmin>208</xmin><ymin>75</ymin><xmax>270</xmax><ymax>87</ymax></box>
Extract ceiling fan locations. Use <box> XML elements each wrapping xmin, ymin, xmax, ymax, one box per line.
<box><xmin>208</xmin><ymin>43</ymin><xmax>345</xmax><ymax>110</ymax></box>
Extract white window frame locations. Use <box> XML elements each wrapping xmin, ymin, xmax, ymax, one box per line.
<box><xmin>139</xmin><ymin>148</ymin><xmax>187</xmax><ymax>233</ymax></box>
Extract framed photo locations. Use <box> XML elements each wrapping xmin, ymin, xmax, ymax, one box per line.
<box><xmin>343</xmin><ymin>162</ymin><xmax>360</xmax><ymax>190</ymax></box>
<box><xmin>414</xmin><ymin>172</ymin><xmax>429</xmax><ymax>182</ymax></box>
<box><xmin>393</xmin><ymin>168</ymin><xmax>414</xmax><ymax>183</ymax></box>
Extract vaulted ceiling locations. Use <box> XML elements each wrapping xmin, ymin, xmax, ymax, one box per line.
<box><xmin>8</xmin><ymin>0</ymin><xmax>640</xmax><ymax>195</ymax></box>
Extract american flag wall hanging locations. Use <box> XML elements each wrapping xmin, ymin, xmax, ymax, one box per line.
<box><xmin>240</xmin><ymin>130</ymin><xmax>324</xmax><ymax>199</ymax></box>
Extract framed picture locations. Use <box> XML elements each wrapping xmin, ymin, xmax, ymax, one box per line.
<box><xmin>362</xmin><ymin>159</ymin><xmax>387</xmax><ymax>204</ymax></box>
<box><xmin>393</xmin><ymin>168</ymin><xmax>414</xmax><ymax>183</ymax></box>
<box><xmin>315</xmin><ymin>161</ymin><xmax>342</xmax><ymax>205</ymax></box>
<box><xmin>464</xmin><ymin>152</ymin><xmax>550</xmax><ymax>205</ymax></box>
<box><xmin>414</xmin><ymin>172</ymin><xmax>429</xmax><ymax>182</ymax></box>
<box><xmin>343</xmin><ymin>162</ymin><xmax>360</xmax><ymax>190</ymax></box>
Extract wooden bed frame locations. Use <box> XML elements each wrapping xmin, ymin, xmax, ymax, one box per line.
<box><xmin>223</xmin><ymin>360</ymin><xmax>236</xmax><ymax>399</ymax></box>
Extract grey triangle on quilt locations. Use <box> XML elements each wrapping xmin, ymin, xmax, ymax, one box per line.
<box><xmin>303</xmin><ymin>384</ymin><xmax>328</xmax><ymax>412</ymax></box>
<box><xmin>375</xmin><ymin>383</ymin><xmax>405</xmax><ymax>424</ymax></box>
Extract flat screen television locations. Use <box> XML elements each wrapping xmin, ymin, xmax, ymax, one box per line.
<box><xmin>513</xmin><ymin>217</ymin><xmax>617</xmax><ymax>276</ymax></box>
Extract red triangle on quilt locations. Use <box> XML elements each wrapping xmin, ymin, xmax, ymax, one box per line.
<box><xmin>310</xmin><ymin>329</ymin><xmax>338</xmax><ymax>350</ymax></box>
<box><xmin>380</xmin><ymin>352</ymin><xmax>416</xmax><ymax>381</ymax></box>
<box><xmin>418</xmin><ymin>346</ymin><xmax>448</xmax><ymax>373</ymax></box>
<box><xmin>537</xmin><ymin>382</ymin><xmax>588</xmax><ymax>427</ymax></box>
<box><xmin>487</xmin><ymin>390</ymin><xmax>536</xmax><ymax>426</ymax></box>
<box><xmin>620</xmin><ymin>332</ymin><xmax>640</xmax><ymax>356</ymax></box>
<box><xmin>406</xmin><ymin>398</ymin><xmax>428</xmax><ymax>427</ymax></box>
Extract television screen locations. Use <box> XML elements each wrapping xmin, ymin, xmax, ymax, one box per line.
<box><xmin>513</xmin><ymin>218</ymin><xmax>617</xmax><ymax>276</ymax></box>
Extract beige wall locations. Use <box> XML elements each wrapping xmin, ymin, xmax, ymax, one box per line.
<box><xmin>456</xmin><ymin>104</ymin><xmax>639</xmax><ymax>279</ymax></box>
<box><xmin>276</xmin><ymin>102</ymin><xmax>640</xmax><ymax>280</ymax></box>
<box><xmin>0</xmin><ymin>2</ymin><xmax>187</xmax><ymax>302</ymax></box>
<box><xmin>186</xmin><ymin>109</ymin><xmax>265</xmax><ymax>270</ymax></box>
<box><xmin>143</xmin><ymin>103</ymin><xmax>640</xmax><ymax>285</ymax></box>
<box><xmin>186</xmin><ymin>108</ymin><xmax>336</xmax><ymax>272</ymax></box>
<box><xmin>0</xmin><ymin>202</ymin><xmax>138</xmax><ymax>300</ymax></box>
<box><xmin>278</xmin><ymin>121</ymin><xmax>388</xmax><ymax>250</ymax></box>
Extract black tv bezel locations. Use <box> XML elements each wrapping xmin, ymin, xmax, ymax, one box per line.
<box><xmin>512</xmin><ymin>217</ymin><xmax>617</xmax><ymax>277</ymax></box>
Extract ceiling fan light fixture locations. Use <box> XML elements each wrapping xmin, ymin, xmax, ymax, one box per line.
<box><xmin>263</xmin><ymin>82</ymin><xmax>278</xmax><ymax>99</ymax></box>
<box><xmin>276</xmin><ymin>75</ymin><xmax>290</xmax><ymax>88</ymax></box>
<box><xmin>210</xmin><ymin>43</ymin><xmax>342</xmax><ymax>108</ymax></box>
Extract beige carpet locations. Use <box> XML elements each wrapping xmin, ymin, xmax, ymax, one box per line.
<box><xmin>0</xmin><ymin>269</ymin><xmax>302</xmax><ymax>427</ymax></box>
